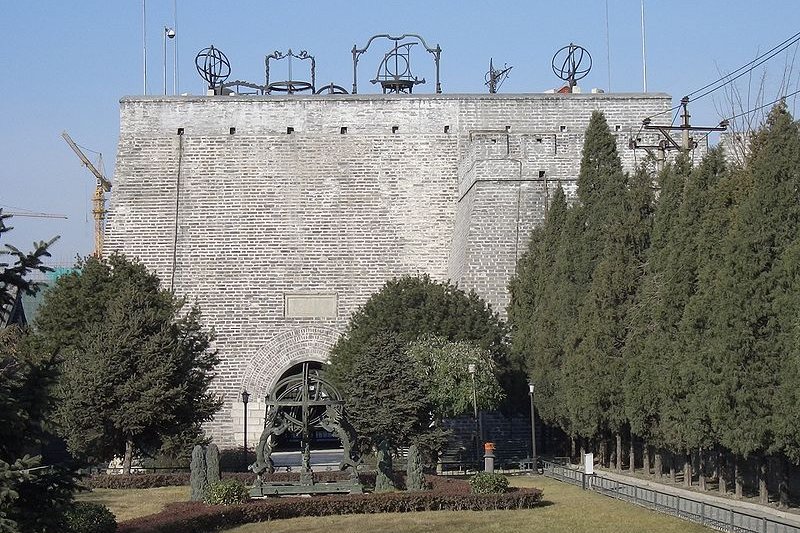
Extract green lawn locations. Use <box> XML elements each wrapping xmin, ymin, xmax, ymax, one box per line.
<box><xmin>75</xmin><ymin>476</ymin><xmax>712</xmax><ymax>533</ymax></box>
<box><xmin>76</xmin><ymin>485</ymin><xmax>189</xmax><ymax>522</ymax></box>
<box><xmin>225</xmin><ymin>476</ymin><xmax>711</xmax><ymax>533</ymax></box>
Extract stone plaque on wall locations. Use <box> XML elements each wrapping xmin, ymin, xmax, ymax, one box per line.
<box><xmin>284</xmin><ymin>294</ymin><xmax>338</xmax><ymax>318</ymax></box>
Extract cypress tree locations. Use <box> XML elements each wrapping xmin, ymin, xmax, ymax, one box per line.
<box><xmin>624</xmin><ymin>160</ymin><xmax>685</xmax><ymax>472</ymax></box>
<box><xmin>406</xmin><ymin>443</ymin><xmax>425</xmax><ymax>491</ymax></box>
<box><xmin>564</xmin><ymin>111</ymin><xmax>637</xmax><ymax>460</ymax></box>
<box><xmin>680</xmin><ymin>144</ymin><xmax>752</xmax><ymax>493</ymax></box>
<box><xmin>706</xmin><ymin>103</ymin><xmax>800</xmax><ymax>501</ymax></box>
<box><xmin>190</xmin><ymin>445</ymin><xmax>208</xmax><ymax>502</ymax></box>
<box><xmin>509</xmin><ymin>186</ymin><xmax>572</xmax><ymax>433</ymax></box>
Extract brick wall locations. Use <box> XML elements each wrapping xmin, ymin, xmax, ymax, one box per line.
<box><xmin>107</xmin><ymin>92</ymin><xmax>670</xmax><ymax>446</ymax></box>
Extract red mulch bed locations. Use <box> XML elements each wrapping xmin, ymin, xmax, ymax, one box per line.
<box><xmin>117</xmin><ymin>475</ymin><xmax>542</xmax><ymax>533</ymax></box>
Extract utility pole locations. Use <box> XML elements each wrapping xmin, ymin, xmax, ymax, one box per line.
<box><xmin>630</xmin><ymin>97</ymin><xmax>728</xmax><ymax>167</ymax></box>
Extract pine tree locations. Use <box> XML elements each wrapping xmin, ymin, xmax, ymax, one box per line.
<box><xmin>329</xmin><ymin>274</ymin><xmax>508</xmax><ymax>383</ymax></box>
<box><xmin>35</xmin><ymin>255</ymin><xmax>221</xmax><ymax>473</ymax></box>
<box><xmin>0</xmin><ymin>213</ymin><xmax>78</xmax><ymax>533</ymax></box>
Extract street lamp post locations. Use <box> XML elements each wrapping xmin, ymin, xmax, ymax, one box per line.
<box><xmin>241</xmin><ymin>390</ymin><xmax>250</xmax><ymax>471</ymax></box>
<box><xmin>529</xmin><ymin>382</ymin><xmax>537</xmax><ymax>474</ymax></box>
<box><xmin>468</xmin><ymin>363</ymin><xmax>482</xmax><ymax>466</ymax></box>
<box><xmin>163</xmin><ymin>26</ymin><xmax>176</xmax><ymax>95</ymax></box>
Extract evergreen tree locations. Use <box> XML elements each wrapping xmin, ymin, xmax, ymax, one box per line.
<box><xmin>705</xmin><ymin>104</ymin><xmax>800</xmax><ymax>499</ymax></box>
<box><xmin>328</xmin><ymin>274</ymin><xmax>511</xmax><ymax>407</ymax></box>
<box><xmin>564</xmin><ymin>111</ymin><xmax>642</xmax><ymax>456</ymax></box>
<box><xmin>773</xmin><ymin>238</ymin><xmax>800</xmax><ymax>467</ymax></box>
<box><xmin>0</xmin><ymin>213</ymin><xmax>78</xmax><ymax>533</ymax></box>
<box><xmin>34</xmin><ymin>255</ymin><xmax>221</xmax><ymax>473</ymax></box>
<box><xmin>509</xmin><ymin>186</ymin><xmax>572</xmax><ymax>432</ymax></box>
<box><xmin>670</xmin><ymin>150</ymin><xmax>728</xmax><ymax>482</ymax></box>
<box><xmin>336</xmin><ymin>334</ymin><xmax>441</xmax><ymax>453</ymax></box>
<box><xmin>623</xmin><ymin>160</ymin><xmax>686</xmax><ymax>452</ymax></box>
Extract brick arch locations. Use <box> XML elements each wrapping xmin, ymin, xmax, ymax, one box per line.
<box><xmin>241</xmin><ymin>326</ymin><xmax>341</xmax><ymax>399</ymax></box>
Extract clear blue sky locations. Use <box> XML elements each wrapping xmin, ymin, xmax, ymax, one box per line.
<box><xmin>1</xmin><ymin>1</ymin><xmax>798</xmax><ymax>261</ymax></box>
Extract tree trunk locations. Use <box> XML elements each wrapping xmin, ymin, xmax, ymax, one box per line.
<box><xmin>599</xmin><ymin>440</ymin><xmax>607</xmax><ymax>467</ymax></box>
<box><xmin>719</xmin><ymin>450</ymin><xmax>728</xmax><ymax>495</ymax></box>
<box><xmin>580</xmin><ymin>442</ymin><xmax>586</xmax><ymax>468</ymax></box>
<box><xmin>698</xmin><ymin>449</ymin><xmax>706</xmax><ymax>490</ymax></box>
<box><xmin>654</xmin><ymin>450</ymin><xmax>663</xmax><ymax>480</ymax></box>
<box><xmin>629</xmin><ymin>437</ymin><xmax>636</xmax><ymax>473</ymax></box>
<box><xmin>643</xmin><ymin>443</ymin><xmax>651</xmax><ymax>476</ymax></box>
<box><xmin>734</xmin><ymin>455</ymin><xmax>743</xmax><ymax>499</ymax></box>
<box><xmin>711</xmin><ymin>446</ymin><xmax>719</xmax><ymax>483</ymax></box>
<box><xmin>615</xmin><ymin>433</ymin><xmax>622</xmax><ymax>472</ymax></box>
<box><xmin>122</xmin><ymin>439</ymin><xmax>134</xmax><ymax>475</ymax></box>
<box><xmin>571</xmin><ymin>436</ymin><xmax>576</xmax><ymax>464</ymax></box>
<box><xmin>683</xmin><ymin>453</ymin><xmax>692</xmax><ymax>487</ymax></box>
<box><xmin>669</xmin><ymin>452</ymin><xmax>676</xmax><ymax>483</ymax></box>
<box><xmin>758</xmin><ymin>457</ymin><xmax>768</xmax><ymax>505</ymax></box>
<box><xmin>778</xmin><ymin>457</ymin><xmax>790</xmax><ymax>509</ymax></box>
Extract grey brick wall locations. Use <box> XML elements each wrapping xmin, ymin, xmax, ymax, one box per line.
<box><xmin>106</xmin><ymin>92</ymin><xmax>670</xmax><ymax>446</ymax></box>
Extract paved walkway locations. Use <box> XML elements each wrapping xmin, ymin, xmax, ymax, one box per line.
<box><xmin>593</xmin><ymin>467</ymin><xmax>800</xmax><ymax>528</ymax></box>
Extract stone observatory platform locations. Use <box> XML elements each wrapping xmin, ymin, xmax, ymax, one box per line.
<box><xmin>106</xmin><ymin>91</ymin><xmax>670</xmax><ymax>446</ymax></box>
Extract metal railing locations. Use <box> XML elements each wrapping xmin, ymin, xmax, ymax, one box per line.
<box><xmin>541</xmin><ymin>460</ymin><xmax>800</xmax><ymax>533</ymax></box>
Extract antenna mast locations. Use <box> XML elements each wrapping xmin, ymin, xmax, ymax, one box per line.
<box><xmin>485</xmin><ymin>58</ymin><xmax>513</xmax><ymax>94</ymax></box>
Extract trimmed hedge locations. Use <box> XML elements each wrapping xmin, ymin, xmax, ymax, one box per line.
<box><xmin>83</xmin><ymin>471</ymin><xmax>357</xmax><ymax>489</ymax></box>
<box><xmin>118</xmin><ymin>482</ymin><xmax>542</xmax><ymax>533</ymax></box>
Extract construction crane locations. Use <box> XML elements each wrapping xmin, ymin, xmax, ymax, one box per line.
<box><xmin>61</xmin><ymin>131</ymin><xmax>112</xmax><ymax>257</ymax></box>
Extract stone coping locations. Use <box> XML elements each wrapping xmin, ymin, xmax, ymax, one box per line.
<box><xmin>121</xmin><ymin>92</ymin><xmax>671</xmax><ymax>104</ymax></box>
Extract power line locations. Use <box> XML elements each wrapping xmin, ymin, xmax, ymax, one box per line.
<box><xmin>643</xmin><ymin>29</ymin><xmax>800</xmax><ymax>121</ymax></box>
<box><xmin>689</xmin><ymin>32</ymin><xmax>800</xmax><ymax>102</ymax></box>
<box><xmin>686</xmin><ymin>30</ymin><xmax>800</xmax><ymax>100</ymax></box>
<box><xmin>723</xmin><ymin>87</ymin><xmax>800</xmax><ymax>122</ymax></box>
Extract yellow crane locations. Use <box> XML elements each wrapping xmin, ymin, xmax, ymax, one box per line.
<box><xmin>61</xmin><ymin>131</ymin><xmax>112</xmax><ymax>257</ymax></box>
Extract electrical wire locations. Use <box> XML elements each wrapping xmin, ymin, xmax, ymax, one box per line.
<box><xmin>689</xmin><ymin>35</ymin><xmax>800</xmax><ymax>103</ymax></box>
<box><xmin>686</xmin><ymin>30</ymin><xmax>800</xmax><ymax>101</ymax></box>
<box><xmin>642</xmin><ymin>29</ymin><xmax>800</xmax><ymax>121</ymax></box>
<box><xmin>670</xmin><ymin>107</ymin><xmax>681</xmax><ymax>127</ymax></box>
<box><xmin>723</xmin><ymin>87</ymin><xmax>800</xmax><ymax>122</ymax></box>
<box><xmin>643</xmin><ymin>104</ymin><xmax>680</xmax><ymax>122</ymax></box>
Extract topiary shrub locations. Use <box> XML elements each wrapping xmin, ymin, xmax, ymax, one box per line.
<box><xmin>205</xmin><ymin>444</ymin><xmax>221</xmax><ymax>485</ymax></box>
<box><xmin>469</xmin><ymin>472</ymin><xmax>509</xmax><ymax>494</ymax></box>
<box><xmin>190</xmin><ymin>445</ymin><xmax>208</xmax><ymax>502</ymax></box>
<box><xmin>374</xmin><ymin>441</ymin><xmax>395</xmax><ymax>492</ymax></box>
<box><xmin>406</xmin><ymin>444</ymin><xmax>425</xmax><ymax>491</ymax></box>
<box><xmin>65</xmin><ymin>501</ymin><xmax>117</xmax><ymax>533</ymax></box>
<box><xmin>203</xmin><ymin>479</ymin><xmax>249</xmax><ymax>505</ymax></box>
